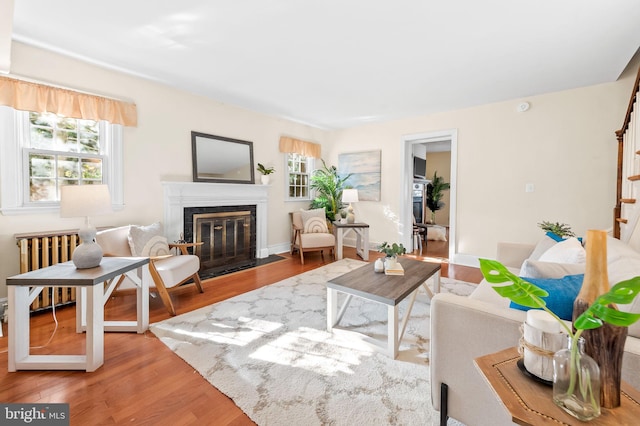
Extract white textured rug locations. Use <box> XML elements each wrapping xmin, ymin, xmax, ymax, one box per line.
<box><xmin>150</xmin><ymin>258</ymin><xmax>475</xmax><ymax>425</ymax></box>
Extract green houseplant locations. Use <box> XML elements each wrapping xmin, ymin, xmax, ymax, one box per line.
<box><xmin>426</xmin><ymin>171</ymin><xmax>450</xmax><ymax>224</ymax></box>
<box><xmin>538</xmin><ymin>221</ymin><xmax>576</xmax><ymax>238</ymax></box>
<box><xmin>378</xmin><ymin>242</ymin><xmax>407</xmax><ymax>258</ymax></box>
<box><xmin>257</xmin><ymin>163</ymin><xmax>275</xmax><ymax>185</ymax></box>
<box><xmin>309</xmin><ymin>160</ymin><xmax>352</xmax><ymax>222</ymax></box>
<box><xmin>257</xmin><ymin>163</ymin><xmax>275</xmax><ymax>175</ymax></box>
<box><xmin>479</xmin><ymin>258</ymin><xmax>640</xmax><ymax>420</ymax></box>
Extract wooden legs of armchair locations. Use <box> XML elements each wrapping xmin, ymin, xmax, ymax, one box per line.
<box><xmin>148</xmin><ymin>261</ymin><xmax>204</xmax><ymax>316</ymax></box>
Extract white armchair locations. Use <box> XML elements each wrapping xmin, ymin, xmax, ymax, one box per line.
<box><xmin>290</xmin><ymin>210</ymin><xmax>335</xmax><ymax>264</ymax></box>
<box><xmin>96</xmin><ymin>225</ymin><xmax>203</xmax><ymax>316</ymax></box>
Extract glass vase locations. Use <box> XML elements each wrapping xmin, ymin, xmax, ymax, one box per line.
<box><xmin>553</xmin><ymin>335</ymin><xmax>601</xmax><ymax>421</ymax></box>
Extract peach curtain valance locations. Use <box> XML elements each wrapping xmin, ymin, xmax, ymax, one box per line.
<box><xmin>0</xmin><ymin>76</ymin><xmax>137</xmax><ymax>127</ymax></box>
<box><xmin>278</xmin><ymin>136</ymin><xmax>321</xmax><ymax>158</ymax></box>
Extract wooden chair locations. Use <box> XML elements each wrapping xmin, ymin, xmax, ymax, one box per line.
<box><xmin>95</xmin><ymin>225</ymin><xmax>204</xmax><ymax>316</ymax></box>
<box><xmin>290</xmin><ymin>211</ymin><xmax>336</xmax><ymax>264</ymax></box>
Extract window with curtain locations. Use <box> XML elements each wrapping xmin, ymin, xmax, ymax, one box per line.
<box><xmin>0</xmin><ymin>107</ymin><xmax>124</xmax><ymax>214</ymax></box>
<box><xmin>286</xmin><ymin>153</ymin><xmax>314</xmax><ymax>201</ymax></box>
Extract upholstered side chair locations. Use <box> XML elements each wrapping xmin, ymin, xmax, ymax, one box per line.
<box><xmin>96</xmin><ymin>225</ymin><xmax>204</xmax><ymax>316</ymax></box>
<box><xmin>290</xmin><ymin>210</ymin><xmax>336</xmax><ymax>264</ymax></box>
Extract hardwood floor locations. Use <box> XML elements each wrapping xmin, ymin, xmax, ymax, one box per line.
<box><xmin>0</xmin><ymin>246</ymin><xmax>482</xmax><ymax>425</ymax></box>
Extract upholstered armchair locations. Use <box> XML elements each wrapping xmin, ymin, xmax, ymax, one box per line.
<box><xmin>290</xmin><ymin>209</ymin><xmax>336</xmax><ymax>264</ymax></box>
<box><xmin>95</xmin><ymin>223</ymin><xmax>203</xmax><ymax>316</ymax></box>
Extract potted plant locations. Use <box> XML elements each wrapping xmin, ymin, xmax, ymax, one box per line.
<box><xmin>257</xmin><ymin>163</ymin><xmax>275</xmax><ymax>185</ymax></box>
<box><xmin>538</xmin><ymin>221</ymin><xmax>576</xmax><ymax>239</ymax></box>
<box><xmin>378</xmin><ymin>242</ymin><xmax>406</xmax><ymax>269</ymax></box>
<box><xmin>479</xmin><ymin>258</ymin><xmax>640</xmax><ymax>420</ymax></box>
<box><xmin>426</xmin><ymin>171</ymin><xmax>450</xmax><ymax>224</ymax></box>
<box><xmin>309</xmin><ymin>159</ymin><xmax>352</xmax><ymax>222</ymax></box>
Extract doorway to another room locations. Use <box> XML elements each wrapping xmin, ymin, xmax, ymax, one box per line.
<box><xmin>401</xmin><ymin>130</ymin><xmax>457</xmax><ymax>261</ymax></box>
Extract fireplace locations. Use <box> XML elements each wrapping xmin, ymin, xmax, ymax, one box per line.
<box><xmin>162</xmin><ymin>182</ymin><xmax>269</xmax><ymax>269</ymax></box>
<box><xmin>184</xmin><ymin>205</ymin><xmax>256</xmax><ymax>271</ymax></box>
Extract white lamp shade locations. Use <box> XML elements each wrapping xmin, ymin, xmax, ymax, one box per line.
<box><xmin>342</xmin><ymin>189</ymin><xmax>359</xmax><ymax>203</ymax></box>
<box><xmin>60</xmin><ymin>184</ymin><xmax>112</xmax><ymax>218</ymax></box>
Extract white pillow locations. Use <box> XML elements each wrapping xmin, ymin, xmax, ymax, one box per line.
<box><xmin>468</xmin><ymin>279</ymin><xmax>511</xmax><ymax>308</ymax></box>
<box><xmin>519</xmin><ymin>259</ymin><xmax>586</xmax><ymax>279</ymax></box>
<box><xmin>528</xmin><ymin>235</ymin><xmax>559</xmax><ymax>261</ymax></box>
<box><xmin>128</xmin><ymin>222</ymin><xmax>171</xmax><ymax>257</ymax></box>
<box><xmin>300</xmin><ymin>208</ymin><xmax>328</xmax><ymax>233</ymax></box>
<box><xmin>538</xmin><ymin>237</ymin><xmax>586</xmax><ymax>264</ymax></box>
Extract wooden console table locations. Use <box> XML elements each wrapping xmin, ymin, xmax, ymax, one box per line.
<box><xmin>475</xmin><ymin>347</ymin><xmax>640</xmax><ymax>425</ymax></box>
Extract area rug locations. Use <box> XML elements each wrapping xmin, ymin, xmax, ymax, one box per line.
<box><xmin>150</xmin><ymin>258</ymin><xmax>475</xmax><ymax>425</ymax></box>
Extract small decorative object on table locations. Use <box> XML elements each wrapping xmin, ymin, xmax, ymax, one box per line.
<box><xmin>374</xmin><ymin>258</ymin><xmax>384</xmax><ymax>273</ymax></box>
<box><xmin>339</xmin><ymin>210</ymin><xmax>348</xmax><ymax>224</ymax></box>
<box><xmin>521</xmin><ymin>310</ymin><xmax>564</xmax><ymax>382</ymax></box>
<box><xmin>479</xmin><ymin>232</ymin><xmax>640</xmax><ymax>422</ymax></box>
<box><xmin>378</xmin><ymin>242</ymin><xmax>406</xmax><ymax>275</ymax></box>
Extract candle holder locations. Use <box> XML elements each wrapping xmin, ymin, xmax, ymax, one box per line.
<box><xmin>520</xmin><ymin>311</ymin><xmax>565</xmax><ymax>382</ymax></box>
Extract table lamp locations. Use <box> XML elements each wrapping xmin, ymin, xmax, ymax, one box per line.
<box><xmin>60</xmin><ymin>184</ymin><xmax>112</xmax><ymax>269</ymax></box>
<box><xmin>342</xmin><ymin>189</ymin><xmax>359</xmax><ymax>223</ymax></box>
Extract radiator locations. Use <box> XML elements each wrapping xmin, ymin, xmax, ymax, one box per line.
<box><xmin>15</xmin><ymin>229</ymin><xmax>79</xmax><ymax>312</ymax></box>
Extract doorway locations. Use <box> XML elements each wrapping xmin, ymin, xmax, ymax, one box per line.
<box><xmin>400</xmin><ymin>129</ymin><xmax>458</xmax><ymax>260</ymax></box>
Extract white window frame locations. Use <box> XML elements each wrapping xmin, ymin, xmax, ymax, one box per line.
<box><xmin>0</xmin><ymin>106</ymin><xmax>124</xmax><ymax>215</ymax></box>
<box><xmin>284</xmin><ymin>153</ymin><xmax>314</xmax><ymax>202</ymax></box>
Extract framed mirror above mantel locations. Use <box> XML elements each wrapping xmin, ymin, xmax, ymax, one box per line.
<box><xmin>191</xmin><ymin>131</ymin><xmax>255</xmax><ymax>184</ymax></box>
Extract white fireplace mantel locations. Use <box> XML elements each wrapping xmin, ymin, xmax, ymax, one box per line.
<box><xmin>162</xmin><ymin>181</ymin><xmax>269</xmax><ymax>258</ymax></box>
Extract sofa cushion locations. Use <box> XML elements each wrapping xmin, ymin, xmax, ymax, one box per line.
<box><xmin>468</xmin><ymin>279</ymin><xmax>511</xmax><ymax>308</ymax></box>
<box><xmin>528</xmin><ymin>235</ymin><xmax>558</xmax><ymax>261</ymax></box>
<box><xmin>509</xmin><ymin>274</ymin><xmax>584</xmax><ymax>321</ymax></box>
<box><xmin>538</xmin><ymin>237</ymin><xmax>586</xmax><ymax>264</ymax></box>
<box><xmin>519</xmin><ymin>259</ymin><xmax>585</xmax><ymax>279</ymax></box>
<box><xmin>128</xmin><ymin>222</ymin><xmax>171</xmax><ymax>257</ymax></box>
<box><xmin>300</xmin><ymin>208</ymin><xmax>329</xmax><ymax>233</ymax></box>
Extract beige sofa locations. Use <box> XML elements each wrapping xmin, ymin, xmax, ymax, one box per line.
<box><xmin>430</xmin><ymin>235</ymin><xmax>640</xmax><ymax>426</ymax></box>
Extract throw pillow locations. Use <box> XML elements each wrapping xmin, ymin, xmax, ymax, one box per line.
<box><xmin>528</xmin><ymin>235</ymin><xmax>559</xmax><ymax>261</ymax></box>
<box><xmin>300</xmin><ymin>208</ymin><xmax>328</xmax><ymax>233</ymax></box>
<box><xmin>128</xmin><ymin>222</ymin><xmax>171</xmax><ymax>257</ymax></box>
<box><xmin>509</xmin><ymin>274</ymin><xmax>584</xmax><ymax>321</ymax></box>
<box><xmin>538</xmin><ymin>237</ymin><xmax>586</xmax><ymax>264</ymax></box>
<box><xmin>519</xmin><ymin>259</ymin><xmax>586</xmax><ymax>279</ymax></box>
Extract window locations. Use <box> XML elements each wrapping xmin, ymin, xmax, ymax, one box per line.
<box><xmin>0</xmin><ymin>107</ymin><xmax>124</xmax><ymax>214</ymax></box>
<box><xmin>286</xmin><ymin>153</ymin><xmax>313</xmax><ymax>201</ymax></box>
<box><xmin>27</xmin><ymin>112</ymin><xmax>104</xmax><ymax>202</ymax></box>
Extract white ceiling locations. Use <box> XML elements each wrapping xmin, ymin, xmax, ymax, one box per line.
<box><xmin>9</xmin><ymin>0</ymin><xmax>640</xmax><ymax>129</ymax></box>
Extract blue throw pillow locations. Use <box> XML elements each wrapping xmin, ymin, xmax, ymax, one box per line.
<box><xmin>509</xmin><ymin>274</ymin><xmax>584</xmax><ymax>321</ymax></box>
<box><xmin>545</xmin><ymin>231</ymin><xmax>583</xmax><ymax>244</ymax></box>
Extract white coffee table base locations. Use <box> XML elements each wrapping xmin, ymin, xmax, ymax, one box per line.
<box><xmin>327</xmin><ymin>273</ymin><xmax>440</xmax><ymax>358</ymax></box>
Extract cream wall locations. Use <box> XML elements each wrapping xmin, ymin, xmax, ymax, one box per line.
<box><xmin>1</xmin><ymin>42</ymin><xmax>638</xmax><ymax>298</ymax></box>
<box><xmin>0</xmin><ymin>42</ymin><xmax>324</xmax><ymax>298</ymax></box>
<box><xmin>325</xmin><ymin>53</ymin><xmax>639</xmax><ymax>265</ymax></box>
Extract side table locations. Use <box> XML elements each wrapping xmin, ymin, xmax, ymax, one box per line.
<box><xmin>7</xmin><ymin>257</ymin><xmax>150</xmax><ymax>372</ymax></box>
<box><xmin>474</xmin><ymin>347</ymin><xmax>640</xmax><ymax>425</ymax></box>
<box><xmin>333</xmin><ymin>221</ymin><xmax>369</xmax><ymax>260</ymax></box>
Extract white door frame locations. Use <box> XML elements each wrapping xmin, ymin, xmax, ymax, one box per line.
<box><xmin>400</xmin><ymin>129</ymin><xmax>458</xmax><ymax>260</ymax></box>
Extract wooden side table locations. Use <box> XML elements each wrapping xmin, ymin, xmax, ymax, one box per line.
<box><xmin>475</xmin><ymin>347</ymin><xmax>640</xmax><ymax>425</ymax></box>
<box><xmin>332</xmin><ymin>221</ymin><xmax>370</xmax><ymax>260</ymax></box>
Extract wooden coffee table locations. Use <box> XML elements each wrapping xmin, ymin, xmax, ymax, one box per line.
<box><xmin>326</xmin><ymin>257</ymin><xmax>441</xmax><ymax>358</ymax></box>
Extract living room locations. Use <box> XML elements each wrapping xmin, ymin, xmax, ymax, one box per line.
<box><xmin>1</xmin><ymin>2</ymin><xmax>640</xmax><ymax>425</ymax></box>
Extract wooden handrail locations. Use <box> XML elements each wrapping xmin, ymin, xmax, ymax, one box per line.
<box><xmin>614</xmin><ymin>64</ymin><xmax>640</xmax><ymax>239</ymax></box>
